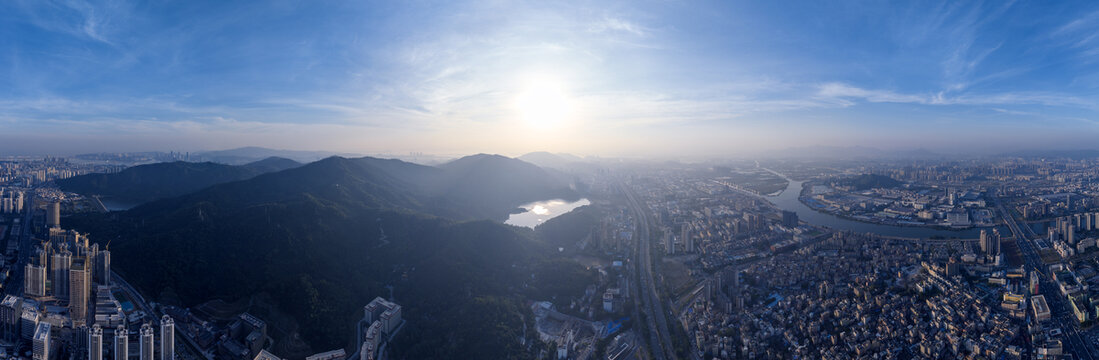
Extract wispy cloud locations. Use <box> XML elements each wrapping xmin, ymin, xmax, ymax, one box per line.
<box><xmin>816</xmin><ymin>82</ymin><xmax>1095</xmax><ymax>109</ymax></box>
<box><xmin>4</xmin><ymin>0</ymin><xmax>1099</xmax><ymax>154</ymax></box>
<box><xmin>588</xmin><ymin>17</ymin><xmax>650</xmax><ymax>37</ymax></box>
<box><xmin>11</xmin><ymin>0</ymin><xmax>127</xmax><ymax>45</ymax></box>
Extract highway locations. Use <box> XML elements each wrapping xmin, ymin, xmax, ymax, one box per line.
<box><xmin>998</xmin><ymin>200</ymin><xmax>1095</xmax><ymax>359</ymax></box>
<box><xmin>620</xmin><ymin>180</ymin><xmax>677</xmax><ymax>360</ymax></box>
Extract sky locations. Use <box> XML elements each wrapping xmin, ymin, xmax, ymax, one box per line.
<box><xmin>2</xmin><ymin>0</ymin><xmax>1099</xmax><ymax>157</ymax></box>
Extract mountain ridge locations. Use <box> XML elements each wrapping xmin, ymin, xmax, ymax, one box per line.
<box><xmin>67</xmin><ymin>153</ymin><xmax>591</xmax><ymax>358</ymax></box>
<box><xmin>57</xmin><ymin>156</ymin><xmax>303</xmax><ymax>204</ymax></box>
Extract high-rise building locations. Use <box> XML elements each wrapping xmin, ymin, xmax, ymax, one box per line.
<box><xmin>1030</xmin><ymin>271</ymin><xmax>1040</xmax><ymax>296</ymax></box>
<box><xmin>160</xmin><ymin>315</ymin><xmax>174</xmax><ymax>360</ymax></box>
<box><xmin>32</xmin><ymin>322</ymin><xmax>50</xmax><ymax>360</ymax></box>
<box><xmin>34</xmin><ymin>246</ymin><xmax>47</xmax><ymax>271</ymax></box>
<box><xmin>781</xmin><ymin>210</ymin><xmax>799</xmax><ymax>228</ymax></box>
<box><xmin>25</xmin><ymin>263</ymin><xmax>47</xmax><ymax>298</ymax></box>
<box><xmin>664</xmin><ymin>231</ymin><xmax>674</xmax><ymax>255</ymax></box>
<box><xmin>363</xmin><ymin>297</ymin><xmax>402</xmax><ymax>335</ymax></box>
<box><xmin>140</xmin><ymin>323</ymin><xmax>154</xmax><ymax>360</ymax></box>
<box><xmin>85</xmin><ymin>243</ymin><xmax>98</xmax><ymax>267</ymax></box>
<box><xmin>96</xmin><ymin>250</ymin><xmax>111</xmax><ymax>286</ymax></box>
<box><xmin>731</xmin><ymin>260</ymin><xmax>741</xmax><ymax>311</ymax></box>
<box><xmin>51</xmin><ymin>248</ymin><xmax>72</xmax><ymax>300</ymax></box>
<box><xmin>979</xmin><ymin>229</ymin><xmax>1000</xmax><ymax>258</ymax></box>
<box><xmin>979</xmin><ymin>229</ymin><xmax>988</xmax><ymax>253</ymax></box>
<box><xmin>89</xmin><ymin>324</ymin><xmax>103</xmax><ymax>360</ymax></box>
<box><xmin>0</xmin><ymin>295</ymin><xmax>22</xmax><ymax>342</ymax></box>
<box><xmin>1067</xmin><ymin>225</ymin><xmax>1076</xmax><ymax>245</ymax></box>
<box><xmin>992</xmin><ymin>229</ymin><xmax>1001</xmax><ymax>255</ymax></box>
<box><xmin>21</xmin><ymin>305</ymin><xmax>40</xmax><ymax>341</ymax></box>
<box><xmin>70</xmin><ymin>258</ymin><xmax>91</xmax><ymax>327</ymax></box>
<box><xmin>46</xmin><ymin>201</ymin><xmax>60</xmax><ymax>229</ymax></box>
<box><xmin>681</xmin><ymin>224</ymin><xmax>692</xmax><ymax>253</ymax></box>
<box><xmin>115</xmin><ymin>325</ymin><xmax>129</xmax><ymax>360</ymax></box>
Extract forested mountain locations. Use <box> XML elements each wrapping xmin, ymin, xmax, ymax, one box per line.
<box><xmin>58</xmin><ymin>157</ymin><xmax>301</xmax><ymax>204</ymax></box>
<box><xmin>68</xmin><ymin>154</ymin><xmax>591</xmax><ymax>359</ymax></box>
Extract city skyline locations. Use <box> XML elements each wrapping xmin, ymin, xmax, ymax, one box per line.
<box><xmin>8</xmin><ymin>2</ymin><xmax>1099</xmax><ymax>358</ymax></box>
<box><xmin>3</xmin><ymin>1</ymin><xmax>1099</xmax><ymax>156</ymax></box>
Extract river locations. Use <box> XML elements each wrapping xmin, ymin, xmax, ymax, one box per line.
<box><xmin>768</xmin><ymin>178</ymin><xmax>1002</xmax><ymax>239</ymax></box>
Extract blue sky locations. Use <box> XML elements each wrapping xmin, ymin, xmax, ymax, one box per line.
<box><xmin>2</xmin><ymin>0</ymin><xmax>1099</xmax><ymax>156</ymax></box>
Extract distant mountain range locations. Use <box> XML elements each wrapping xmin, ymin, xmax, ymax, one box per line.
<box><xmin>192</xmin><ymin>146</ymin><xmax>360</xmax><ymax>165</ymax></box>
<box><xmin>763</xmin><ymin>146</ymin><xmax>943</xmax><ymax>160</ymax></box>
<box><xmin>517</xmin><ymin>151</ymin><xmax>586</xmax><ymax>170</ymax></box>
<box><xmin>1000</xmin><ymin>149</ymin><xmax>1099</xmax><ymax>159</ymax></box>
<box><xmin>58</xmin><ymin>157</ymin><xmax>302</xmax><ymax>204</ymax></box>
<box><xmin>67</xmin><ymin>154</ymin><xmax>586</xmax><ymax>358</ymax></box>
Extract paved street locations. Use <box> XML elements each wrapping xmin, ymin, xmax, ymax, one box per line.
<box><xmin>999</xmin><ymin>200</ymin><xmax>1095</xmax><ymax>359</ymax></box>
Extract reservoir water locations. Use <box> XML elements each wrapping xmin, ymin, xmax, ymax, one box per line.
<box><xmin>506</xmin><ymin>198</ymin><xmax>591</xmax><ymax>228</ymax></box>
<box><xmin>768</xmin><ymin>179</ymin><xmax>999</xmax><ymax>239</ymax></box>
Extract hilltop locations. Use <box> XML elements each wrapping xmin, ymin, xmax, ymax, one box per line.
<box><xmin>57</xmin><ymin>157</ymin><xmax>302</xmax><ymax>204</ymax></box>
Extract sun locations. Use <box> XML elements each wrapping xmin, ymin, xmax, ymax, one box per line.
<box><xmin>514</xmin><ymin>75</ymin><xmax>572</xmax><ymax>130</ymax></box>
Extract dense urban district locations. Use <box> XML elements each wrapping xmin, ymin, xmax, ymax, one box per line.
<box><xmin>5</xmin><ymin>152</ymin><xmax>1099</xmax><ymax>360</ymax></box>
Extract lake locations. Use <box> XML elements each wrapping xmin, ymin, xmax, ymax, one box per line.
<box><xmin>505</xmin><ymin>198</ymin><xmax>591</xmax><ymax>228</ymax></box>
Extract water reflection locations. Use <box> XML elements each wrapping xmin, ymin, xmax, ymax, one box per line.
<box><xmin>506</xmin><ymin>198</ymin><xmax>590</xmax><ymax>228</ymax></box>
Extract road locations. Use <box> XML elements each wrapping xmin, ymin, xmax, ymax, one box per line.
<box><xmin>998</xmin><ymin>200</ymin><xmax>1094</xmax><ymax>360</ymax></box>
<box><xmin>7</xmin><ymin>196</ymin><xmax>35</xmax><ymax>296</ymax></box>
<box><xmin>112</xmin><ymin>267</ymin><xmax>211</xmax><ymax>359</ymax></box>
<box><xmin>620</xmin><ymin>180</ymin><xmax>677</xmax><ymax>360</ymax></box>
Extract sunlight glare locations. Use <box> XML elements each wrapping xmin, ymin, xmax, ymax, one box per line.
<box><xmin>515</xmin><ymin>74</ymin><xmax>572</xmax><ymax>130</ymax></box>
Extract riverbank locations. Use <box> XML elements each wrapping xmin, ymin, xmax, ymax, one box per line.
<box><xmin>793</xmin><ymin>181</ymin><xmax>989</xmax><ymax>231</ymax></box>
<box><xmin>763</xmin><ymin>169</ymin><xmax>995</xmax><ymax>239</ymax></box>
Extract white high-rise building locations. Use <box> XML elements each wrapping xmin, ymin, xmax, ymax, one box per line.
<box><xmin>160</xmin><ymin>315</ymin><xmax>174</xmax><ymax>360</ymax></box>
<box><xmin>140</xmin><ymin>323</ymin><xmax>154</xmax><ymax>360</ymax></box>
<box><xmin>115</xmin><ymin>325</ymin><xmax>129</xmax><ymax>360</ymax></box>
<box><xmin>89</xmin><ymin>324</ymin><xmax>103</xmax><ymax>360</ymax></box>
<box><xmin>32</xmin><ymin>322</ymin><xmax>50</xmax><ymax>360</ymax></box>
<box><xmin>21</xmin><ymin>305</ymin><xmax>39</xmax><ymax>341</ymax></box>
<box><xmin>25</xmin><ymin>263</ymin><xmax>46</xmax><ymax>298</ymax></box>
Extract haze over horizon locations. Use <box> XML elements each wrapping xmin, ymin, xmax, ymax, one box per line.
<box><xmin>3</xmin><ymin>1</ymin><xmax>1099</xmax><ymax>156</ymax></box>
